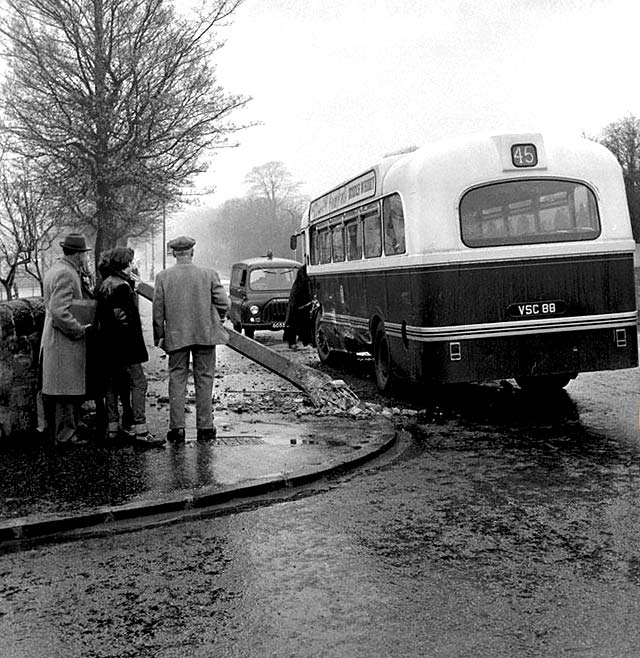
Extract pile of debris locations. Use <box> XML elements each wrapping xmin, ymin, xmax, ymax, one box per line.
<box><xmin>308</xmin><ymin>378</ymin><xmax>360</xmax><ymax>414</ymax></box>
<box><xmin>136</xmin><ymin>283</ymin><xmax>393</xmax><ymax>418</ymax></box>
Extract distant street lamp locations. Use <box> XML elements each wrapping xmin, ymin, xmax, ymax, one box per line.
<box><xmin>150</xmin><ymin>226</ymin><xmax>155</xmax><ymax>280</ymax></box>
<box><xmin>162</xmin><ymin>200</ymin><xmax>167</xmax><ymax>270</ymax></box>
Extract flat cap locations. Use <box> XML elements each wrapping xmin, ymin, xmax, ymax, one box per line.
<box><xmin>168</xmin><ymin>235</ymin><xmax>196</xmax><ymax>251</ymax></box>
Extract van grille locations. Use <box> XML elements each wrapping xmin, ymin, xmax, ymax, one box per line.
<box><xmin>262</xmin><ymin>298</ymin><xmax>288</xmax><ymax>322</ymax></box>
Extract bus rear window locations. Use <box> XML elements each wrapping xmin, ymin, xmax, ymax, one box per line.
<box><xmin>460</xmin><ymin>179</ymin><xmax>600</xmax><ymax>247</ymax></box>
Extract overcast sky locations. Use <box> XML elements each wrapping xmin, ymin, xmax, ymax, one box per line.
<box><xmin>197</xmin><ymin>0</ymin><xmax>640</xmax><ymax>205</ymax></box>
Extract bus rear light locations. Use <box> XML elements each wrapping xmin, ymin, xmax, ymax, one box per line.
<box><xmin>615</xmin><ymin>328</ymin><xmax>627</xmax><ymax>348</ymax></box>
<box><xmin>449</xmin><ymin>342</ymin><xmax>462</xmax><ymax>361</ymax></box>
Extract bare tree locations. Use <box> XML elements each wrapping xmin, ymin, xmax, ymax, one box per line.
<box><xmin>0</xmin><ymin>159</ymin><xmax>60</xmax><ymax>298</ymax></box>
<box><xmin>0</xmin><ymin>160</ymin><xmax>62</xmax><ymax>299</ymax></box>
<box><xmin>595</xmin><ymin>115</ymin><xmax>640</xmax><ymax>241</ymax></box>
<box><xmin>0</xmin><ymin>0</ymin><xmax>250</xmax><ymax>265</ymax></box>
<box><xmin>0</xmin><ymin>223</ymin><xmax>27</xmax><ymax>301</ymax></box>
<box><xmin>214</xmin><ymin>196</ymin><xmax>306</xmax><ymax>266</ymax></box>
<box><xmin>243</xmin><ymin>161</ymin><xmax>307</xmax><ymax>242</ymax></box>
<box><xmin>245</xmin><ymin>161</ymin><xmax>303</xmax><ymax>211</ymax></box>
<box><xmin>214</xmin><ymin>196</ymin><xmax>275</xmax><ymax>264</ymax></box>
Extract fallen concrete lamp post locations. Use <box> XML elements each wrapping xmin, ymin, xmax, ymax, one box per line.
<box><xmin>136</xmin><ymin>282</ymin><xmax>360</xmax><ymax>412</ymax></box>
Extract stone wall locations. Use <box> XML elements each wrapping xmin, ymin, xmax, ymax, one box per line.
<box><xmin>0</xmin><ymin>298</ymin><xmax>44</xmax><ymax>439</ymax></box>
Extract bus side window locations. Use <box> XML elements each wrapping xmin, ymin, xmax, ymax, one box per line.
<box><xmin>383</xmin><ymin>193</ymin><xmax>406</xmax><ymax>255</ymax></box>
<box><xmin>345</xmin><ymin>220</ymin><xmax>362</xmax><ymax>260</ymax></box>
<box><xmin>310</xmin><ymin>227</ymin><xmax>320</xmax><ymax>264</ymax></box>
<box><xmin>362</xmin><ymin>204</ymin><xmax>382</xmax><ymax>258</ymax></box>
<box><xmin>319</xmin><ymin>228</ymin><xmax>331</xmax><ymax>264</ymax></box>
<box><xmin>332</xmin><ymin>224</ymin><xmax>345</xmax><ymax>261</ymax></box>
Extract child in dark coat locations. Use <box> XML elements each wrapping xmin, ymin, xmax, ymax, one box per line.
<box><xmin>97</xmin><ymin>247</ymin><xmax>164</xmax><ymax>447</ymax></box>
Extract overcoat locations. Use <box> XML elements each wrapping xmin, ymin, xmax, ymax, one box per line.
<box><xmin>97</xmin><ymin>272</ymin><xmax>148</xmax><ymax>366</ymax></box>
<box><xmin>41</xmin><ymin>257</ymin><xmax>90</xmax><ymax>396</ymax></box>
<box><xmin>152</xmin><ymin>263</ymin><xmax>230</xmax><ymax>352</ymax></box>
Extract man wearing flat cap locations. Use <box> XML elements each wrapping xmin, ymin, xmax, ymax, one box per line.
<box><xmin>41</xmin><ymin>233</ymin><xmax>95</xmax><ymax>446</ymax></box>
<box><xmin>152</xmin><ymin>235</ymin><xmax>230</xmax><ymax>442</ymax></box>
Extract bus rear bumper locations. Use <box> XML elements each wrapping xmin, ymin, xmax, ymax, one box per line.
<box><xmin>418</xmin><ymin>325</ymin><xmax>639</xmax><ymax>384</ymax></box>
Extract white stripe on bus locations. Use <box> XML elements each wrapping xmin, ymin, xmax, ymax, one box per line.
<box><xmin>319</xmin><ymin>311</ymin><xmax>638</xmax><ymax>342</ymax></box>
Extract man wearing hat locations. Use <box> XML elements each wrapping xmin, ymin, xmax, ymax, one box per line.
<box><xmin>41</xmin><ymin>233</ymin><xmax>95</xmax><ymax>446</ymax></box>
<box><xmin>152</xmin><ymin>236</ymin><xmax>230</xmax><ymax>442</ymax></box>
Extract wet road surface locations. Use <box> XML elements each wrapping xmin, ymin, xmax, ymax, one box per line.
<box><xmin>0</xmin><ymin>332</ymin><xmax>382</xmax><ymax>520</ymax></box>
<box><xmin>1</xmin><ymin>332</ymin><xmax>639</xmax><ymax>657</ymax></box>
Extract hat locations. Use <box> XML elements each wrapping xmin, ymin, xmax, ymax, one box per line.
<box><xmin>168</xmin><ymin>236</ymin><xmax>196</xmax><ymax>252</ymax></box>
<box><xmin>59</xmin><ymin>233</ymin><xmax>91</xmax><ymax>252</ymax></box>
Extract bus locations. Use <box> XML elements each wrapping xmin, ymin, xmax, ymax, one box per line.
<box><xmin>291</xmin><ymin>131</ymin><xmax>638</xmax><ymax>393</ymax></box>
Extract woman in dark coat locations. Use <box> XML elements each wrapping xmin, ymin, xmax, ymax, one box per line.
<box><xmin>97</xmin><ymin>247</ymin><xmax>164</xmax><ymax>447</ymax></box>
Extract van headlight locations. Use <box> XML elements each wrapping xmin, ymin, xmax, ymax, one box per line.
<box><xmin>249</xmin><ymin>305</ymin><xmax>260</xmax><ymax>315</ymax></box>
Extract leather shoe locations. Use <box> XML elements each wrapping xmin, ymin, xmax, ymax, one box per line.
<box><xmin>56</xmin><ymin>435</ymin><xmax>89</xmax><ymax>448</ymax></box>
<box><xmin>197</xmin><ymin>427</ymin><xmax>217</xmax><ymax>442</ymax></box>
<box><xmin>132</xmin><ymin>431</ymin><xmax>166</xmax><ymax>448</ymax></box>
<box><xmin>167</xmin><ymin>428</ymin><xmax>186</xmax><ymax>443</ymax></box>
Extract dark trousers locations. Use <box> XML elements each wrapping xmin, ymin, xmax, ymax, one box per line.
<box><xmin>106</xmin><ymin>363</ymin><xmax>147</xmax><ymax>431</ymax></box>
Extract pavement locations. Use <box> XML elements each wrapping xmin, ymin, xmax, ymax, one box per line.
<box><xmin>0</xmin><ymin>303</ymin><xmax>399</xmax><ymax>550</ymax></box>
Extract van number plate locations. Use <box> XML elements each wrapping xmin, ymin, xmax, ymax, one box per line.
<box><xmin>508</xmin><ymin>300</ymin><xmax>566</xmax><ymax>318</ymax></box>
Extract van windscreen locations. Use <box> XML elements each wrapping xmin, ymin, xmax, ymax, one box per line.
<box><xmin>249</xmin><ymin>267</ymin><xmax>298</xmax><ymax>290</ymax></box>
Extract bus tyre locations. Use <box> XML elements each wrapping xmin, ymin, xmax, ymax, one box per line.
<box><xmin>516</xmin><ymin>374</ymin><xmax>574</xmax><ymax>391</ymax></box>
<box><xmin>232</xmin><ymin>322</ymin><xmax>242</xmax><ymax>333</ymax></box>
<box><xmin>374</xmin><ymin>329</ymin><xmax>394</xmax><ymax>393</ymax></box>
<box><xmin>244</xmin><ymin>327</ymin><xmax>255</xmax><ymax>339</ymax></box>
<box><xmin>315</xmin><ymin>314</ymin><xmax>336</xmax><ymax>365</ymax></box>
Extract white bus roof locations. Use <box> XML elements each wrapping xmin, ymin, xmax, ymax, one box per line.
<box><xmin>303</xmin><ymin>131</ymin><xmax>633</xmax><ymax>258</ymax></box>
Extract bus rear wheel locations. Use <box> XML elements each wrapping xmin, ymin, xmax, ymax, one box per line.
<box><xmin>374</xmin><ymin>329</ymin><xmax>394</xmax><ymax>393</ymax></box>
<box><xmin>315</xmin><ymin>314</ymin><xmax>336</xmax><ymax>365</ymax></box>
<box><xmin>516</xmin><ymin>374</ymin><xmax>574</xmax><ymax>391</ymax></box>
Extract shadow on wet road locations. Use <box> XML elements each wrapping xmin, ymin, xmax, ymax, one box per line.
<box><xmin>0</xmin><ymin>439</ymin><xmax>222</xmax><ymax>519</ymax></box>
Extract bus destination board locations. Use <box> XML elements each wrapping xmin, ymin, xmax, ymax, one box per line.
<box><xmin>310</xmin><ymin>171</ymin><xmax>376</xmax><ymax>221</ymax></box>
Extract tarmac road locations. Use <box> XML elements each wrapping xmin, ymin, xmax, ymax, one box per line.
<box><xmin>1</xmin><ymin>326</ymin><xmax>639</xmax><ymax>657</ymax></box>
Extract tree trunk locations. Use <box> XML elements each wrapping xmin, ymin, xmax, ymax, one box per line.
<box><xmin>1</xmin><ymin>281</ymin><xmax>13</xmax><ymax>301</ymax></box>
<box><xmin>92</xmin><ymin>0</ymin><xmax>114</xmax><ymax>273</ymax></box>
